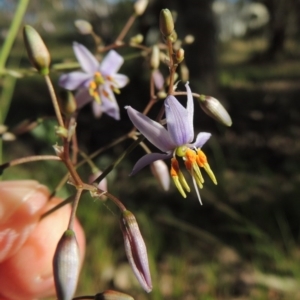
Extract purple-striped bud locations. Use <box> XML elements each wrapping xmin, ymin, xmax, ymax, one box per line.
<box><xmin>23</xmin><ymin>25</ymin><xmax>50</xmax><ymax>75</ymax></box>
<box><xmin>53</xmin><ymin>229</ymin><xmax>80</xmax><ymax>300</ymax></box>
<box><xmin>199</xmin><ymin>95</ymin><xmax>232</xmax><ymax>127</ymax></box>
<box><xmin>94</xmin><ymin>290</ymin><xmax>134</xmax><ymax>300</ymax></box>
<box><xmin>120</xmin><ymin>210</ymin><xmax>152</xmax><ymax>293</ymax></box>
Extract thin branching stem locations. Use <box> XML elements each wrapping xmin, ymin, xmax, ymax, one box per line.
<box><xmin>44</xmin><ymin>75</ymin><xmax>65</xmax><ymax>128</ymax></box>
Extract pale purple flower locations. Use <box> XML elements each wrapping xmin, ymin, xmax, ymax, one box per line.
<box><xmin>126</xmin><ymin>82</ymin><xmax>217</xmax><ymax>204</ymax></box>
<box><xmin>59</xmin><ymin>42</ymin><xmax>129</xmax><ymax>120</ymax></box>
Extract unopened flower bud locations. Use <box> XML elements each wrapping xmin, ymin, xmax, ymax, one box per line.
<box><xmin>199</xmin><ymin>95</ymin><xmax>232</xmax><ymax>127</ymax></box>
<box><xmin>120</xmin><ymin>210</ymin><xmax>152</xmax><ymax>293</ymax></box>
<box><xmin>2</xmin><ymin>132</ymin><xmax>16</xmax><ymax>141</ymax></box>
<box><xmin>180</xmin><ymin>63</ymin><xmax>189</xmax><ymax>82</ymax></box>
<box><xmin>0</xmin><ymin>125</ymin><xmax>7</xmax><ymax>135</ymax></box>
<box><xmin>184</xmin><ymin>34</ymin><xmax>195</xmax><ymax>44</ymax></box>
<box><xmin>23</xmin><ymin>25</ymin><xmax>50</xmax><ymax>75</ymax></box>
<box><xmin>159</xmin><ymin>9</ymin><xmax>174</xmax><ymax>37</ymax></box>
<box><xmin>53</xmin><ymin>229</ymin><xmax>80</xmax><ymax>300</ymax></box>
<box><xmin>95</xmin><ymin>290</ymin><xmax>134</xmax><ymax>300</ymax></box>
<box><xmin>134</xmin><ymin>0</ymin><xmax>148</xmax><ymax>16</ymax></box>
<box><xmin>152</xmin><ymin>69</ymin><xmax>164</xmax><ymax>90</ymax></box>
<box><xmin>59</xmin><ymin>90</ymin><xmax>77</xmax><ymax>117</ymax></box>
<box><xmin>130</xmin><ymin>34</ymin><xmax>144</xmax><ymax>45</ymax></box>
<box><xmin>55</xmin><ymin>126</ymin><xmax>68</xmax><ymax>138</ymax></box>
<box><xmin>157</xmin><ymin>90</ymin><xmax>167</xmax><ymax>99</ymax></box>
<box><xmin>74</xmin><ymin>19</ymin><xmax>93</xmax><ymax>35</ymax></box>
<box><xmin>150</xmin><ymin>160</ymin><xmax>170</xmax><ymax>191</ymax></box>
<box><xmin>150</xmin><ymin>45</ymin><xmax>160</xmax><ymax>69</ymax></box>
<box><xmin>174</xmin><ymin>48</ymin><xmax>184</xmax><ymax>64</ymax></box>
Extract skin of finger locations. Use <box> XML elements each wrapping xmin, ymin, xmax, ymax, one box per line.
<box><xmin>0</xmin><ymin>180</ymin><xmax>49</xmax><ymax>262</ymax></box>
<box><xmin>0</xmin><ymin>197</ymin><xmax>86</xmax><ymax>300</ymax></box>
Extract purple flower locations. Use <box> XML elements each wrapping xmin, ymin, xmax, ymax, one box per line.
<box><xmin>59</xmin><ymin>42</ymin><xmax>129</xmax><ymax>120</ymax></box>
<box><xmin>126</xmin><ymin>83</ymin><xmax>217</xmax><ymax>204</ymax></box>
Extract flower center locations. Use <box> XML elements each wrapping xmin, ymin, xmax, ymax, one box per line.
<box><xmin>170</xmin><ymin>146</ymin><xmax>217</xmax><ymax>203</ymax></box>
<box><xmin>88</xmin><ymin>72</ymin><xmax>105</xmax><ymax>103</ymax></box>
<box><xmin>88</xmin><ymin>72</ymin><xmax>121</xmax><ymax>104</ymax></box>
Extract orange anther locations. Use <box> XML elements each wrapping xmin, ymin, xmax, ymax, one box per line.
<box><xmin>89</xmin><ymin>81</ymin><xmax>97</xmax><ymax>89</ymax></box>
<box><xmin>170</xmin><ymin>158</ymin><xmax>179</xmax><ymax>177</ymax></box>
<box><xmin>196</xmin><ymin>149</ymin><xmax>207</xmax><ymax>167</ymax></box>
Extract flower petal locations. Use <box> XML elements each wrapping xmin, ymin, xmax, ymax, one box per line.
<box><xmin>73</xmin><ymin>42</ymin><xmax>98</xmax><ymax>73</ymax></box>
<box><xmin>126</xmin><ymin>106</ymin><xmax>176</xmax><ymax>152</ymax></box>
<box><xmin>59</xmin><ymin>72</ymin><xmax>91</xmax><ymax>90</ymax></box>
<box><xmin>185</xmin><ymin>82</ymin><xmax>194</xmax><ymax>124</ymax></box>
<box><xmin>111</xmin><ymin>74</ymin><xmax>129</xmax><ymax>88</ymax></box>
<box><xmin>131</xmin><ymin>153</ymin><xmax>172</xmax><ymax>175</ymax></box>
<box><xmin>91</xmin><ymin>101</ymin><xmax>103</xmax><ymax>118</ymax></box>
<box><xmin>99</xmin><ymin>50</ymin><xmax>124</xmax><ymax>75</ymax></box>
<box><xmin>165</xmin><ymin>95</ymin><xmax>193</xmax><ymax>146</ymax></box>
<box><xmin>192</xmin><ymin>132</ymin><xmax>211</xmax><ymax>148</ymax></box>
<box><xmin>75</xmin><ymin>89</ymin><xmax>92</xmax><ymax>109</ymax></box>
<box><xmin>93</xmin><ymin>98</ymin><xmax>120</xmax><ymax>121</ymax></box>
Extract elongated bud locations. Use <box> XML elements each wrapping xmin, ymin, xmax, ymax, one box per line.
<box><xmin>53</xmin><ymin>229</ymin><xmax>80</xmax><ymax>300</ymax></box>
<box><xmin>150</xmin><ymin>45</ymin><xmax>160</xmax><ymax>69</ymax></box>
<box><xmin>59</xmin><ymin>91</ymin><xmax>77</xmax><ymax>117</ymax></box>
<box><xmin>199</xmin><ymin>95</ymin><xmax>232</xmax><ymax>127</ymax></box>
<box><xmin>180</xmin><ymin>63</ymin><xmax>189</xmax><ymax>82</ymax></box>
<box><xmin>23</xmin><ymin>25</ymin><xmax>50</xmax><ymax>75</ymax></box>
<box><xmin>150</xmin><ymin>160</ymin><xmax>170</xmax><ymax>191</ymax></box>
<box><xmin>74</xmin><ymin>19</ymin><xmax>93</xmax><ymax>35</ymax></box>
<box><xmin>152</xmin><ymin>69</ymin><xmax>164</xmax><ymax>90</ymax></box>
<box><xmin>95</xmin><ymin>290</ymin><xmax>134</xmax><ymax>300</ymax></box>
<box><xmin>134</xmin><ymin>0</ymin><xmax>148</xmax><ymax>16</ymax></box>
<box><xmin>120</xmin><ymin>210</ymin><xmax>152</xmax><ymax>293</ymax></box>
<box><xmin>159</xmin><ymin>9</ymin><xmax>174</xmax><ymax>37</ymax></box>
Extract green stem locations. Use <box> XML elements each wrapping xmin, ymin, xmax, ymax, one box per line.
<box><xmin>0</xmin><ymin>0</ymin><xmax>30</xmax><ymax>167</ymax></box>
<box><xmin>0</xmin><ymin>0</ymin><xmax>29</xmax><ymax>70</ymax></box>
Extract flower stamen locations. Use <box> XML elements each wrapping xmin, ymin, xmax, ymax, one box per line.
<box><xmin>170</xmin><ymin>158</ymin><xmax>190</xmax><ymax>198</ymax></box>
<box><xmin>196</xmin><ymin>149</ymin><xmax>217</xmax><ymax>185</ymax></box>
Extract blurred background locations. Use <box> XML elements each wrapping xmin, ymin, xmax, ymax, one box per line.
<box><xmin>1</xmin><ymin>0</ymin><xmax>300</xmax><ymax>299</ymax></box>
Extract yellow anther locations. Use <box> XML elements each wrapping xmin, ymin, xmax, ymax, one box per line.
<box><xmin>170</xmin><ymin>158</ymin><xmax>190</xmax><ymax>197</ymax></box>
<box><xmin>185</xmin><ymin>149</ymin><xmax>204</xmax><ymax>184</ymax></box>
<box><xmin>172</xmin><ymin>176</ymin><xmax>187</xmax><ymax>198</ymax></box>
<box><xmin>94</xmin><ymin>72</ymin><xmax>104</xmax><ymax>85</ymax></box>
<box><xmin>89</xmin><ymin>81</ymin><xmax>101</xmax><ymax>103</ymax></box>
<box><xmin>112</xmin><ymin>86</ymin><xmax>121</xmax><ymax>94</ymax></box>
<box><xmin>203</xmin><ymin>163</ymin><xmax>217</xmax><ymax>185</ymax></box>
<box><xmin>196</xmin><ymin>148</ymin><xmax>217</xmax><ymax>184</ymax></box>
